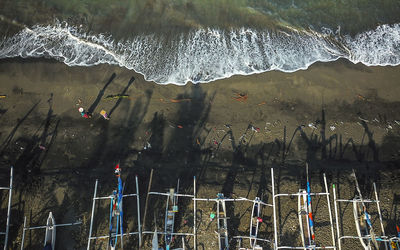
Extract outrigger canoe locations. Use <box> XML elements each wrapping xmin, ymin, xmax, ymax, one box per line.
<box><xmin>165</xmin><ymin>182</ymin><xmax>179</xmax><ymax>250</ymax></box>
<box><xmin>43</xmin><ymin>212</ymin><xmax>56</xmax><ymax>250</ymax></box>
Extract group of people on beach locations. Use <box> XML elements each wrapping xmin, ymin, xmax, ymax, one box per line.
<box><xmin>78</xmin><ymin>107</ymin><xmax>110</xmax><ymax>120</ymax></box>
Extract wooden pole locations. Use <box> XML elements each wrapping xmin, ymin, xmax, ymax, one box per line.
<box><xmin>140</xmin><ymin>168</ymin><xmax>154</xmax><ymax>247</ymax></box>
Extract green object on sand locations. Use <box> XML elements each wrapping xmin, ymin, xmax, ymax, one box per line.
<box><xmin>104</xmin><ymin>94</ymin><xmax>129</xmax><ymax>100</ymax></box>
<box><xmin>210</xmin><ymin>213</ymin><xmax>216</xmax><ymax>219</ymax></box>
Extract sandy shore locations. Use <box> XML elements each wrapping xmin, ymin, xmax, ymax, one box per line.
<box><xmin>0</xmin><ymin>58</ymin><xmax>400</xmax><ymax>249</ymax></box>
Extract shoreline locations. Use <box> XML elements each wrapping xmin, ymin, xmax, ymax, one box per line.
<box><xmin>0</xmin><ymin>57</ymin><xmax>400</xmax><ymax>249</ymax></box>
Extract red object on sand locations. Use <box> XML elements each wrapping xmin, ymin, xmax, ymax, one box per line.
<box><xmin>257</xmin><ymin>217</ymin><xmax>263</xmax><ymax>223</ymax></box>
<box><xmin>177</xmin><ymin>125</ymin><xmax>183</xmax><ymax>128</ymax></box>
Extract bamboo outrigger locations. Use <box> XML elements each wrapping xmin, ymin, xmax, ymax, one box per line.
<box><xmin>87</xmin><ymin>165</ymin><xmax>141</xmax><ymax>249</ymax></box>
<box><xmin>233</xmin><ymin>169</ymin><xmax>275</xmax><ymax>250</ymax></box>
<box><xmin>271</xmin><ymin>166</ymin><xmax>336</xmax><ymax>249</ymax></box>
<box><xmin>144</xmin><ymin>177</ymin><xmax>196</xmax><ymax>250</ymax></box>
<box><xmin>0</xmin><ymin>166</ymin><xmax>13</xmax><ymax>250</ymax></box>
<box><xmin>195</xmin><ymin>193</ymin><xmax>247</xmax><ymax>250</ymax></box>
<box><xmin>233</xmin><ymin>196</ymin><xmax>273</xmax><ymax>249</ymax></box>
<box><xmin>332</xmin><ymin>169</ymin><xmax>388</xmax><ymax>250</ymax></box>
<box><xmin>20</xmin><ymin>212</ymin><xmax>81</xmax><ymax>250</ymax></box>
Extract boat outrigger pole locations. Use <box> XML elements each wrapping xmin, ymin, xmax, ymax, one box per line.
<box><xmin>352</xmin><ymin>169</ymin><xmax>379</xmax><ymax>249</ymax></box>
<box><xmin>0</xmin><ymin>166</ymin><xmax>13</xmax><ymax>250</ymax></box>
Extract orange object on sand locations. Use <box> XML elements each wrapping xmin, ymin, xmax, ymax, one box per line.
<box><xmin>233</xmin><ymin>93</ymin><xmax>248</xmax><ymax>102</ymax></box>
<box><xmin>257</xmin><ymin>101</ymin><xmax>266</xmax><ymax>106</ymax></box>
<box><xmin>196</xmin><ymin>138</ymin><xmax>200</xmax><ymax>145</ymax></box>
<box><xmin>170</xmin><ymin>98</ymin><xmax>191</xmax><ymax>103</ymax></box>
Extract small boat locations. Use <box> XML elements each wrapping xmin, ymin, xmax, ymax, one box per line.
<box><xmin>249</xmin><ymin>197</ymin><xmax>262</xmax><ymax>248</ymax></box>
<box><xmin>217</xmin><ymin>193</ymin><xmax>229</xmax><ymax>250</ymax></box>
<box><xmin>298</xmin><ymin>164</ymin><xmax>315</xmax><ymax>249</ymax></box>
<box><xmin>43</xmin><ymin>212</ymin><xmax>56</xmax><ymax>250</ymax></box>
<box><xmin>165</xmin><ymin>181</ymin><xmax>180</xmax><ymax>250</ymax></box>
<box><xmin>109</xmin><ymin>165</ymin><xmax>124</xmax><ymax>250</ymax></box>
<box><xmin>353</xmin><ymin>199</ymin><xmax>375</xmax><ymax>250</ymax></box>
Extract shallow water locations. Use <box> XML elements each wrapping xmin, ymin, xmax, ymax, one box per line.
<box><xmin>0</xmin><ymin>0</ymin><xmax>399</xmax><ymax>85</ymax></box>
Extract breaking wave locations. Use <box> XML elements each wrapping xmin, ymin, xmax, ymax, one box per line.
<box><xmin>0</xmin><ymin>22</ymin><xmax>399</xmax><ymax>85</ymax></box>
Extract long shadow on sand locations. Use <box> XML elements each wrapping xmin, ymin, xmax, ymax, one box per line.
<box><xmin>109</xmin><ymin>76</ymin><xmax>135</xmax><ymax>117</ymax></box>
<box><xmin>87</xmin><ymin>72</ymin><xmax>116</xmax><ymax>114</ymax></box>
<box><xmin>0</xmin><ymin>102</ymin><xmax>40</xmax><ymax>154</ymax></box>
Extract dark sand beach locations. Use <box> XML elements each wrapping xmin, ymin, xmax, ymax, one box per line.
<box><xmin>1</xmin><ymin>58</ymin><xmax>400</xmax><ymax>249</ymax></box>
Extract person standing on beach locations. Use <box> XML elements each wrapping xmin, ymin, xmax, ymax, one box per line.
<box><xmin>78</xmin><ymin>107</ymin><xmax>92</xmax><ymax>118</ymax></box>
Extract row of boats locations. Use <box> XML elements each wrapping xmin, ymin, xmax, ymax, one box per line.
<box><xmin>1</xmin><ymin>165</ymin><xmax>400</xmax><ymax>249</ymax></box>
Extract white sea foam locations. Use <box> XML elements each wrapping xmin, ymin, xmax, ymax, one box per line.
<box><xmin>0</xmin><ymin>22</ymin><xmax>399</xmax><ymax>85</ymax></box>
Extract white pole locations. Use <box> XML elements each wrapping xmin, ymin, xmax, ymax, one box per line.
<box><xmin>332</xmin><ymin>184</ymin><xmax>341</xmax><ymax>250</ymax></box>
<box><xmin>374</xmin><ymin>183</ymin><xmax>387</xmax><ymax>250</ymax></box>
<box><xmin>193</xmin><ymin>176</ymin><xmax>197</xmax><ymax>250</ymax></box>
<box><xmin>20</xmin><ymin>216</ymin><xmax>26</xmax><ymax>250</ymax></box>
<box><xmin>87</xmin><ymin>179</ymin><xmax>98</xmax><ymax>250</ymax></box>
<box><xmin>4</xmin><ymin>166</ymin><xmax>13</xmax><ymax>250</ymax></box>
<box><xmin>323</xmin><ymin>174</ymin><xmax>336</xmax><ymax>249</ymax></box>
<box><xmin>271</xmin><ymin>168</ymin><xmax>278</xmax><ymax>249</ymax></box>
<box><xmin>135</xmin><ymin>175</ymin><xmax>142</xmax><ymax>247</ymax></box>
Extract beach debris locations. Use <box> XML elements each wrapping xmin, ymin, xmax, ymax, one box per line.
<box><xmin>0</xmin><ymin>95</ymin><xmax>7</xmax><ymax>98</ymax></box>
<box><xmin>177</xmin><ymin>125</ymin><xmax>183</xmax><ymax>129</ymax></box>
<box><xmin>75</xmin><ymin>98</ymin><xmax>82</xmax><ymax>106</ymax></box>
<box><xmin>144</xmin><ymin>142</ymin><xmax>151</xmax><ymax>150</ymax></box>
<box><xmin>39</xmin><ymin>145</ymin><xmax>46</xmax><ymax>150</ymax></box>
<box><xmin>257</xmin><ymin>101</ymin><xmax>267</xmax><ymax>106</ymax></box>
<box><xmin>387</xmin><ymin>124</ymin><xmax>393</xmax><ymax>130</ymax></box>
<box><xmin>308</xmin><ymin>123</ymin><xmax>317</xmax><ymax>129</ymax></box>
<box><xmin>358</xmin><ymin>116</ymin><xmax>369</xmax><ymax>123</ymax></box>
<box><xmin>196</xmin><ymin>138</ymin><xmax>200</xmax><ymax>145</ymax></box>
<box><xmin>100</xmin><ymin>110</ymin><xmax>110</xmax><ymax>120</ymax></box>
<box><xmin>233</xmin><ymin>93</ymin><xmax>248</xmax><ymax>102</ymax></box>
<box><xmin>373</xmin><ymin>118</ymin><xmax>380</xmax><ymax>123</ymax></box>
<box><xmin>210</xmin><ymin>212</ymin><xmax>216</xmax><ymax>222</ymax></box>
<box><xmin>395</xmin><ymin>120</ymin><xmax>400</xmax><ymax>125</ymax></box>
<box><xmin>330</xmin><ymin>126</ymin><xmax>336</xmax><ymax>131</ymax></box>
<box><xmin>250</xmin><ymin>125</ymin><xmax>260</xmax><ymax>132</ymax></box>
<box><xmin>224</xmin><ymin>124</ymin><xmax>232</xmax><ymax>129</ymax></box>
<box><xmin>357</xmin><ymin>94</ymin><xmax>367</xmax><ymax>101</ymax></box>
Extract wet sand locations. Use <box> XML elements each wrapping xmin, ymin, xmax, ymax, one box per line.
<box><xmin>0</xmin><ymin>58</ymin><xmax>400</xmax><ymax>249</ymax></box>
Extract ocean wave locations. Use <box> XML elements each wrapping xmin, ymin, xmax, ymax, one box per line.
<box><xmin>0</xmin><ymin>22</ymin><xmax>399</xmax><ymax>85</ymax></box>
